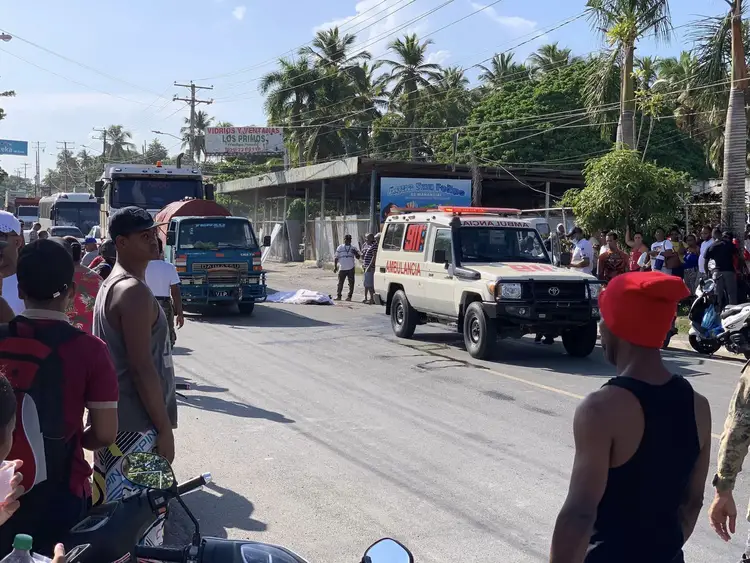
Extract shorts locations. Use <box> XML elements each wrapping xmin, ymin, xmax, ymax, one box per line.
<box><xmin>364</xmin><ymin>271</ymin><xmax>375</xmax><ymax>289</ymax></box>
<box><xmin>93</xmin><ymin>428</ymin><xmax>164</xmax><ymax>548</ymax></box>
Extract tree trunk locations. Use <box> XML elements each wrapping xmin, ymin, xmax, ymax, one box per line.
<box><xmin>617</xmin><ymin>43</ymin><xmax>637</xmax><ymax>149</ymax></box>
<box><xmin>722</xmin><ymin>1</ymin><xmax>748</xmax><ymax>237</ymax></box>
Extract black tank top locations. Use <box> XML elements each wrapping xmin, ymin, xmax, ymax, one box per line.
<box><xmin>586</xmin><ymin>376</ymin><xmax>699</xmax><ymax>563</ymax></box>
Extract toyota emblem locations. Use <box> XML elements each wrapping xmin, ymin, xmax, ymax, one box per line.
<box><xmin>548</xmin><ymin>286</ymin><xmax>560</xmax><ymax>296</ymax></box>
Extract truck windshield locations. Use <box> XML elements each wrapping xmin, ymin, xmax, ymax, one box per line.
<box><xmin>113</xmin><ymin>178</ymin><xmax>203</xmax><ymax>209</ymax></box>
<box><xmin>459</xmin><ymin>227</ymin><xmax>550</xmax><ymax>263</ymax></box>
<box><xmin>54</xmin><ymin>202</ymin><xmax>99</xmax><ymax>234</ymax></box>
<box><xmin>178</xmin><ymin>219</ymin><xmax>257</xmax><ymax>250</ymax></box>
<box><xmin>16</xmin><ymin>206</ymin><xmax>38</xmax><ymax>217</ymax></box>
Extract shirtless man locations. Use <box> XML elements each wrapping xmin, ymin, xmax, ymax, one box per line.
<box><xmin>550</xmin><ymin>272</ymin><xmax>711</xmax><ymax>563</ymax></box>
<box><xmin>92</xmin><ymin>207</ymin><xmax>177</xmax><ymax>516</ymax></box>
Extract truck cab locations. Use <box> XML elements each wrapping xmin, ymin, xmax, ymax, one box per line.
<box><xmin>163</xmin><ymin>214</ymin><xmax>269</xmax><ymax>315</ymax></box>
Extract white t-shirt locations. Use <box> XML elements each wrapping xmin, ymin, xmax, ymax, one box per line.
<box><xmin>81</xmin><ymin>250</ymin><xmax>98</xmax><ymax>268</ymax></box>
<box><xmin>650</xmin><ymin>240</ymin><xmax>673</xmax><ymax>271</ymax></box>
<box><xmin>572</xmin><ymin>238</ymin><xmax>594</xmax><ymax>275</ymax></box>
<box><xmin>145</xmin><ymin>260</ymin><xmax>180</xmax><ymax>298</ymax></box>
<box><xmin>335</xmin><ymin>244</ymin><xmax>358</xmax><ymax>271</ymax></box>
<box><xmin>2</xmin><ymin>274</ymin><xmax>23</xmax><ymax>314</ymax></box>
<box><xmin>699</xmin><ymin>239</ymin><xmax>713</xmax><ymax>274</ymax></box>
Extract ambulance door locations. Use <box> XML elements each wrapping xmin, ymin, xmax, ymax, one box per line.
<box><xmin>377</xmin><ymin>221</ymin><xmax>425</xmax><ymax>309</ymax></box>
<box><xmin>423</xmin><ymin>228</ymin><xmax>457</xmax><ymax>316</ymax></box>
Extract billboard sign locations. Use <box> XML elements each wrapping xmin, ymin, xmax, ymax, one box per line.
<box><xmin>0</xmin><ymin>140</ymin><xmax>28</xmax><ymax>156</ymax></box>
<box><xmin>379</xmin><ymin>177</ymin><xmax>472</xmax><ymax>221</ymax></box>
<box><xmin>204</xmin><ymin>126</ymin><xmax>284</xmax><ymax>156</ymax></box>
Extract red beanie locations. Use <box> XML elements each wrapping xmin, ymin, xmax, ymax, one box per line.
<box><xmin>598</xmin><ymin>272</ymin><xmax>690</xmax><ymax>348</ymax></box>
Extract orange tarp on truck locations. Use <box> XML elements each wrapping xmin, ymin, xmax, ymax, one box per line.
<box><xmin>155</xmin><ymin>199</ymin><xmax>231</xmax><ymax>242</ymax></box>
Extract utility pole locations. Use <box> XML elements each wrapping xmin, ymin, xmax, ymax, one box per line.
<box><xmin>21</xmin><ymin>162</ymin><xmax>29</xmax><ymax>180</ymax></box>
<box><xmin>92</xmin><ymin>127</ymin><xmax>108</xmax><ymax>159</ymax></box>
<box><xmin>56</xmin><ymin>141</ymin><xmax>75</xmax><ymax>192</ymax></box>
<box><xmin>31</xmin><ymin>142</ymin><xmax>45</xmax><ymax>198</ymax></box>
<box><xmin>174</xmin><ymin>81</ymin><xmax>213</xmax><ymax>164</ymax></box>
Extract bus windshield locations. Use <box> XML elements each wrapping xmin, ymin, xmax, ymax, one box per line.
<box><xmin>113</xmin><ymin>178</ymin><xmax>203</xmax><ymax>209</ymax></box>
<box><xmin>459</xmin><ymin>227</ymin><xmax>550</xmax><ymax>263</ymax></box>
<box><xmin>177</xmin><ymin>219</ymin><xmax>257</xmax><ymax>250</ymax></box>
<box><xmin>54</xmin><ymin>202</ymin><xmax>99</xmax><ymax>234</ymax></box>
<box><xmin>16</xmin><ymin>206</ymin><xmax>38</xmax><ymax>218</ymax></box>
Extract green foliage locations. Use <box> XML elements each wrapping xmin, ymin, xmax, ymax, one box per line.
<box><xmin>562</xmin><ymin>149</ymin><xmax>690</xmax><ymax>234</ymax></box>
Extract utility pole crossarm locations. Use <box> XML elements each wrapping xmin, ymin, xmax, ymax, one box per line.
<box><xmin>173</xmin><ymin>81</ymin><xmax>214</xmax><ymax>165</ymax></box>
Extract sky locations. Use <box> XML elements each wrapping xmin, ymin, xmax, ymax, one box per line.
<box><xmin>0</xmin><ymin>0</ymin><xmax>730</xmax><ymax>177</ymax></box>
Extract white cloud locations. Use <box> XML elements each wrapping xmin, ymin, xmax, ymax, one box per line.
<box><xmin>426</xmin><ymin>50</ymin><xmax>451</xmax><ymax>66</ymax></box>
<box><xmin>470</xmin><ymin>2</ymin><xmax>537</xmax><ymax>32</ymax></box>
<box><xmin>232</xmin><ymin>6</ymin><xmax>247</xmax><ymax>21</ymax></box>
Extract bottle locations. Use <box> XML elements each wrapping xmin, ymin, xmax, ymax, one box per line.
<box><xmin>0</xmin><ymin>535</ymin><xmax>51</xmax><ymax>563</ymax></box>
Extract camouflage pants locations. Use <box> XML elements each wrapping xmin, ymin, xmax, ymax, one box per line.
<box><xmin>157</xmin><ymin>298</ymin><xmax>176</xmax><ymax>347</ymax></box>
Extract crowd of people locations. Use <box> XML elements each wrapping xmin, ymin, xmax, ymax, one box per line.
<box><xmin>0</xmin><ymin>207</ymin><xmax>183</xmax><ymax>559</ymax></box>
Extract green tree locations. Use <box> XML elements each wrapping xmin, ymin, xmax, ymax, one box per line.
<box><xmin>528</xmin><ymin>43</ymin><xmax>575</xmax><ymax>75</ymax></box>
<box><xmin>105</xmin><ymin>125</ymin><xmax>136</xmax><ymax>160</ymax></box>
<box><xmin>477</xmin><ymin>53</ymin><xmax>527</xmax><ymax>90</ymax></box>
<box><xmin>585</xmin><ymin>0</ymin><xmax>673</xmax><ymax>149</ymax></box>
<box><xmin>180</xmin><ymin>110</ymin><xmax>213</xmax><ymax>162</ymax></box>
<box><xmin>145</xmin><ymin>139</ymin><xmax>169</xmax><ymax>163</ymax></box>
<box><xmin>561</xmin><ymin>149</ymin><xmax>689</xmax><ymax>234</ymax></box>
<box><xmin>383</xmin><ymin>34</ymin><xmax>442</xmax><ymax>159</ymax></box>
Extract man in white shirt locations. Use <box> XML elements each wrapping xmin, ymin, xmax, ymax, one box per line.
<box><xmin>698</xmin><ymin>225</ymin><xmax>716</xmax><ymax>279</ymax></box>
<box><xmin>649</xmin><ymin>227</ymin><xmax>674</xmax><ymax>275</ymax></box>
<box><xmin>0</xmin><ymin>211</ymin><xmax>25</xmax><ymax>314</ymax></box>
<box><xmin>145</xmin><ymin>239</ymin><xmax>184</xmax><ymax>347</ymax></box>
<box><xmin>334</xmin><ymin>234</ymin><xmax>361</xmax><ymax>301</ymax></box>
<box><xmin>81</xmin><ymin>237</ymin><xmax>99</xmax><ymax>267</ymax></box>
<box><xmin>569</xmin><ymin>226</ymin><xmax>595</xmax><ymax>276</ymax></box>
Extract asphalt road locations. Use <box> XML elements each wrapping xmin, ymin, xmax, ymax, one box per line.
<box><xmin>165</xmin><ymin>266</ymin><xmax>750</xmax><ymax>563</ymax></box>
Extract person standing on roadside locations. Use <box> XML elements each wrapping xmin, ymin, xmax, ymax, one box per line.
<box><xmin>625</xmin><ymin>227</ymin><xmax>649</xmax><ymax>272</ymax></box>
<box><xmin>92</xmin><ymin>207</ymin><xmax>177</xmax><ymax>530</ymax></box>
<box><xmin>706</xmin><ymin>231</ymin><xmax>740</xmax><ymax>307</ymax></box>
<box><xmin>550</xmin><ymin>272</ymin><xmax>710</xmax><ymax>563</ymax></box>
<box><xmin>81</xmin><ymin>237</ymin><xmax>99</xmax><ymax>267</ymax></box>
<box><xmin>334</xmin><ymin>234</ymin><xmax>360</xmax><ymax>301</ymax></box>
<box><xmin>27</xmin><ymin>222</ymin><xmax>41</xmax><ymax>244</ymax></box>
<box><xmin>698</xmin><ymin>225</ymin><xmax>714</xmax><ymax>282</ymax></box>
<box><xmin>568</xmin><ymin>227</ymin><xmax>594</xmax><ymax>276</ymax></box>
<box><xmin>360</xmin><ymin>233</ymin><xmax>378</xmax><ymax>304</ymax></box>
<box><xmin>597</xmin><ymin>231</ymin><xmax>628</xmax><ymax>283</ymax></box>
<box><xmin>0</xmin><ymin>211</ymin><xmax>25</xmax><ymax>315</ymax></box>
<box><xmin>145</xmin><ymin>238</ymin><xmax>184</xmax><ymax>347</ymax></box>
<box><xmin>60</xmin><ymin>236</ymin><xmax>102</xmax><ymax>334</ymax></box>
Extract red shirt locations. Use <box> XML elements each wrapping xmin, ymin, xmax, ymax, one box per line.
<box><xmin>89</xmin><ymin>256</ymin><xmax>104</xmax><ymax>269</ymax></box>
<box><xmin>7</xmin><ymin>312</ymin><xmax>118</xmax><ymax>498</ymax></box>
<box><xmin>66</xmin><ymin>267</ymin><xmax>103</xmax><ymax>334</ymax></box>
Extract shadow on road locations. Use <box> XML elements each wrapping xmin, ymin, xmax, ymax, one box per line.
<box><xmin>175</xmin><ymin>375</ymin><xmax>229</xmax><ymax>394</ymax></box>
<box><xmin>188</xmin><ymin>304</ymin><xmax>333</xmax><ymax>329</ymax></box>
<box><xmin>172</xmin><ymin>346</ymin><xmax>193</xmax><ymax>356</ymax></box>
<box><xmin>165</xmin><ymin>482</ymin><xmax>267</xmax><ymax>545</ymax></box>
<box><xmin>178</xmin><ymin>393</ymin><xmax>295</xmax><ymax>423</ymax></box>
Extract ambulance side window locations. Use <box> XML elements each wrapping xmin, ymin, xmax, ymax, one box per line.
<box><xmin>382</xmin><ymin>223</ymin><xmax>405</xmax><ymax>251</ymax></box>
<box><xmin>432</xmin><ymin>229</ymin><xmax>452</xmax><ymax>263</ymax></box>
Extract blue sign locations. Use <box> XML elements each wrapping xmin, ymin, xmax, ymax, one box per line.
<box><xmin>0</xmin><ymin>140</ymin><xmax>28</xmax><ymax>156</ymax></box>
<box><xmin>380</xmin><ymin>177</ymin><xmax>471</xmax><ymax>221</ymax></box>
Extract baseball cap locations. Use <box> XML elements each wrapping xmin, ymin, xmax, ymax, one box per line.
<box><xmin>84</xmin><ymin>237</ymin><xmax>97</xmax><ymax>244</ymax></box>
<box><xmin>598</xmin><ymin>271</ymin><xmax>690</xmax><ymax>348</ymax></box>
<box><xmin>17</xmin><ymin>239</ymin><xmax>74</xmax><ymax>301</ymax></box>
<box><xmin>567</xmin><ymin>226</ymin><xmax>584</xmax><ymax>237</ymax></box>
<box><xmin>0</xmin><ymin>211</ymin><xmax>21</xmax><ymax>236</ymax></box>
<box><xmin>109</xmin><ymin>206</ymin><xmax>164</xmax><ymax>239</ymax></box>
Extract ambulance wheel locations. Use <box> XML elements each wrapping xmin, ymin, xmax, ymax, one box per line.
<box><xmin>238</xmin><ymin>302</ymin><xmax>255</xmax><ymax>315</ymax></box>
<box><xmin>391</xmin><ymin>290</ymin><xmax>417</xmax><ymax>339</ymax></box>
<box><xmin>463</xmin><ymin>302</ymin><xmax>496</xmax><ymax>360</ymax></box>
<box><xmin>562</xmin><ymin>321</ymin><xmax>598</xmax><ymax>358</ymax></box>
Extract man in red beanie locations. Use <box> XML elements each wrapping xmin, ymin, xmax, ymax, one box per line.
<box><xmin>550</xmin><ymin>271</ymin><xmax>712</xmax><ymax>563</ymax></box>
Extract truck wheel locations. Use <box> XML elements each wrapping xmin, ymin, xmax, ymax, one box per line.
<box><xmin>391</xmin><ymin>290</ymin><xmax>417</xmax><ymax>339</ymax></box>
<box><xmin>463</xmin><ymin>302</ymin><xmax>497</xmax><ymax>360</ymax></box>
<box><xmin>238</xmin><ymin>302</ymin><xmax>255</xmax><ymax>315</ymax></box>
<box><xmin>562</xmin><ymin>321</ymin><xmax>598</xmax><ymax>358</ymax></box>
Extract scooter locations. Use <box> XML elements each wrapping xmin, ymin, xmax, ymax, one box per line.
<box><xmin>64</xmin><ymin>452</ymin><xmax>414</xmax><ymax>563</ymax></box>
<box><xmin>688</xmin><ymin>278</ymin><xmax>750</xmax><ymax>357</ymax></box>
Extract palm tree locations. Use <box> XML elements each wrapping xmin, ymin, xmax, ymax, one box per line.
<box><xmin>105</xmin><ymin>125</ymin><xmax>136</xmax><ymax>160</ymax></box>
<box><xmin>215</xmin><ymin>121</ymin><xmax>234</xmax><ymax>128</ymax></box>
<box><xmin>299</xmin><ymin>27</ymin><xmax>370</xmax><ymax>72</ymax></box>
<box><xmin>477</xmin><ymin>53</ymin><xmax>526</xmax><ymax>89</ymax></box>
<box><xmin>180</xmin><ymin>110</ymin><xmax>214</xmax><ymax>162</ymax></box>
<box><xmin>528</xmin><ymin>43</ymin><xmax>575</xmax><ymax>75</ymax></box>
<box><xmin>349</xmin><ymin>61</ymin><xmax>389</xmax><ymax>153</ymax></box>
<box><xmin>260</xmin><ymin>57</ymin><xmax>320</xmax><ymax>166</ymax></box>
<box><xmin>383</xmin><ymin>34</ymin><xmax>443</xmax><ymax>159</ymax></box>
<box><xmin>586</xmin><ymin>0</ymin><xmax>672</xmax><ymax>149</ymax></box>
<box><xmin>439</xmin><ymin>66</ymin><xmax>469</xmax><ymax>90</ymax></box>
<box><xmin>657</xmin><ymin>52</ymin><xmax>700</xmax><ymax>136</ymax></box>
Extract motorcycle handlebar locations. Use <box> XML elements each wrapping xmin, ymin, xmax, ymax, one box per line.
<box><xmin>134</xmin><ymin>545</ymin><xmax>185</xmax><ymax>561</ymax></box>
<box><xmin>177</xmin><ymin>472</ymin><xmax>212</xmax><ymax>495</ymax></box>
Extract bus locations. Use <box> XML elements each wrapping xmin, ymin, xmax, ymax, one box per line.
<box><xmin>95</xmin><ymin>161</ymin><xmax>214</xmax><ymax>239</ymax></box>
<box><xmin>38</xmin><ymin>193</ymin><xmax>99</xmax><ymax>235</ymax></box>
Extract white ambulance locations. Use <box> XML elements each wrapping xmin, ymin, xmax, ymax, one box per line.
<box><xmin>374</xmin><ymin>206</ymin><xmax>602</xmax><ymax>359</ymax></box>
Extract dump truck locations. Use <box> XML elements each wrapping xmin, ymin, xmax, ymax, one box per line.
<box><xmin>155</xmin><ymin>199</ymin><xmax>270</xmax><ymax>315</ymax></box>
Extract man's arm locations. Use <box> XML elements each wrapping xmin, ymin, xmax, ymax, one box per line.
<box><xmin>82</xmin><ymin>338</ymin><xmax>119</xmax><ymax>450</ymax></box>
<box><xmin>716</xmin><ymin>367</ymin><xmax>750</xmax><ymax>490</ymax></box>
<box><xmin>170</xmin><ymin>283</ymin><xmax>184</xmax><ymax>328</ymax></box>
<box><xmin>116</xmin><ymin>283</ymin><xmax>174</xmax><ymax>436</ymax></box>
<box><xmin>678</xmin><ymin>393</ymin><xmax>712</xmax><ymax>543</ymax></box>
<box><xmin>570</xmin><ymin>244</ymin><xmax>591</xmax><ymax>269</ymax></box>
<box><xmin>550</xmin><ymin>394</ymin><xmax>611</xmax><ymax>563</ymax></box>
<box><xmin>625</xmin><ymin>226</ymin><xmax>636</xmax><ymax>249</ymax></box>
<box><xmin>596</xmin><ymin>254</ymin><xmax>606</xmax><ymax>281</ymax></box>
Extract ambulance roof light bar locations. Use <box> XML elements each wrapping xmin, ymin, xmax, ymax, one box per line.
<box><xmin>438</xmin><ymin>206</ymin><xmax>522</xmax><ymax>216</ymax></box>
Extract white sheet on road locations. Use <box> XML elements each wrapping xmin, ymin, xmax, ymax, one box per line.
<box><xmin>266</xmin><ymin>289</ymin><xmax>333</xmax><ymax>305</ymax></box>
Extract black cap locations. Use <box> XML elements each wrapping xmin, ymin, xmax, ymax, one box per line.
<box><xmin>17</xmin><ymin>239</ymin><xmax>74</xmax><ymax>301</ymax></box>
<box><xmin>567</xmin><ymin>226</ymin><xmax>584</xmax><ymax>237</ymax></box>
<box><xmin>109</xmin><ymin>206</ymin><xmax>163</xmax><ymax>239</ymax></box>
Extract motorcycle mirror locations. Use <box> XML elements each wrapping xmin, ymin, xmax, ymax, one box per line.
<box><xmin>361</xmin><ymin>538</ymin><xmax>413</xmax><ymax>563</ymax></box>
<box><xmin>122</xmin><ymin>452</ymin><xmax>176</xmax><ymax>491</ymax></box>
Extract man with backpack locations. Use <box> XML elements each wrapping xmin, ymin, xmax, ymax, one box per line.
<box><xmin>0</xmin><ymin>211</ymin><xmax>26</xmax><ymax>315</ymax></box>
<box><xmin>0</xmin><ymin>238</ymin><xmax>119</xmax><ymax>558</ymax></box>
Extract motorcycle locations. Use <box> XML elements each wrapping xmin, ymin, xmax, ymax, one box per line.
<box><xmin>64</xmin><ymin>452</ymin><xmax>414</xmax><ymax>563</ymax></box>
<box><xmin>688</xmin><ymin>277</ymin><xmax>750</xmax><ymax>357</ymax></box>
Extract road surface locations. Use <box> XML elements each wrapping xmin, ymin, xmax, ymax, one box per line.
<box><xmin>165</xmin><ymin>265</ymin><xmax>749</xmax><ymax>563</ymax></box>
